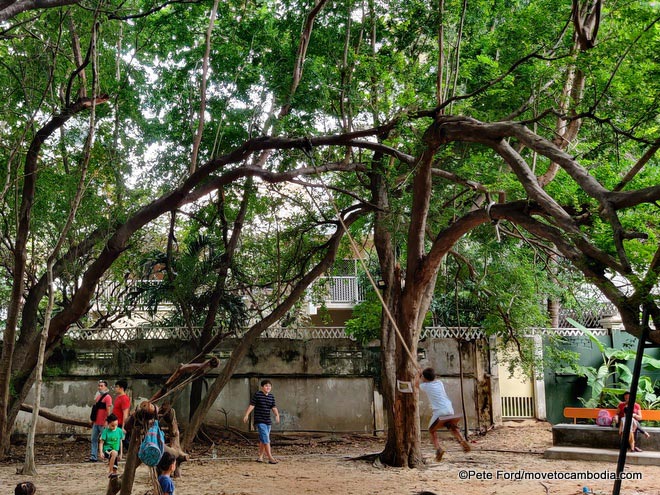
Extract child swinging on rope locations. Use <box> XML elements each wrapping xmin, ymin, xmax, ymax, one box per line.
<box><xmin>415</xmin><ymin>367</ymin><xmax>471</xmax><ymax>461</ymax></box>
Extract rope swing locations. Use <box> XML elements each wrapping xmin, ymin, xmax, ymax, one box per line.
<box><xmin>302</xmin><ymin>144</ymin><xmax>419</xmax><ymax>390</ymax></box>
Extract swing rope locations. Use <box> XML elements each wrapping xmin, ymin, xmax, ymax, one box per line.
<box><xmin>302</xmin><ymin>145</ymin><xmax>418</xmax><ymax>369</ymax></box>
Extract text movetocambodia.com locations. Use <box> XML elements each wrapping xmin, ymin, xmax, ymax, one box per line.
<box><xmin>458</xmin><ymin>469</ymin><xmax>643</xmax><ymax>481</ymax></box>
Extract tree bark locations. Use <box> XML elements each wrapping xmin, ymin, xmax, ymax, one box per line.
<box><xmin>0</xmin><ymin>96</ymin><xmax>107</xmax><ymax>456</ymax></box>
<box><xmin>19</xmin><ymin>404</ymin><xmax>91</xmax><ymax>428</ymax></box>
<box><xmin>0</xmin><ymin>0</ymin><xmax>81</xmax><ymax>21</ymax></box>
<box><xmin>371</xmin><ymin>148</ymin><xmax>426</xmax><ymax>467</ymax></box>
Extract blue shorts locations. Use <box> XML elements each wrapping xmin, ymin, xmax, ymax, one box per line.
<box><xmin>256</xmin><ymin>423</ymin><xmax>271</xmax><ymax>444</ymax></box>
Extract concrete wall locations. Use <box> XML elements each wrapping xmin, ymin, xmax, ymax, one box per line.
<box><xmin>418</xmin><ymin>337</ymin><xmax>493</xmax><ymax>431</ymax></box>
<box><xmin>15</xmin><ymin>336</ymin><xmax>495</xmax><ymax>436</ymax></box>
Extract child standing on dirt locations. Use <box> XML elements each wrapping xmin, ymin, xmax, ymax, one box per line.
<box><xmin>243</xmin><ymin>379</ymin><xmax>280</xmax><ymax>464</ymax></box>
<box><xmin>88</xmin><ymin>379</ymin><xmax>113</xmax><ymax>462</ymax></box>
<box><xmin>157</xmin><ymin>451</ymin><xmax>177</xmax><ymax>495</ymax></box>
<box><xmin>113</xmin><ymin>379</ymin><xmax>131</xmax><ymax>450</ymax></box>
<box><xmin>416</xmin><ymin>367</ymin><xmax>471</xmax><ymax>461</ymax></box>
<box><xmin>99</xmin><ymin>413</ymin><xmax>124</xmax><ymax>478</ymax></box>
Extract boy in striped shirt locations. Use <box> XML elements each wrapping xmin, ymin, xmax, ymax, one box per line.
<box><xmin>243</xmin><ymin>379</ymin><xmax>280</xmax><ymax>464</ymax></box>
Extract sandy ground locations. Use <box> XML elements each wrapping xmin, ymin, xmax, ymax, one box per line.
<box><xmin>2</xmin><ymin>422</ymin><xmax>658</xmax><ymax>495</ymax></box>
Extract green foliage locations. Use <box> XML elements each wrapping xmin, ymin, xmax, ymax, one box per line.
<box><xmin>343</xmin><ymin>291</ymin><xmax>384</xmax><ymax>344</ymax></box>
<box><xmin>43</xmin><ymin>366</ymin><xmax>64</xmax><ymax>379</ymax></box>
<box><xmin>435</xmin><ymin>237</ymin><xmax>555</xmax><ymax>332</ymax></box>
<box><xmin>129</xmin><ymin>231</ymin><xmax>247</xmax><ymax>331</ymax></box>
<box><xmin>565</xmin><ymin>319</ymin><xmax>660</xmax><ymax>409</ymax></box>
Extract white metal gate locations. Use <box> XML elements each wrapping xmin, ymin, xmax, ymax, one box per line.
<box><xmin>501</xmin><ymin>396</ymin><xmax>535</xmax><ymax>419</ymax></box>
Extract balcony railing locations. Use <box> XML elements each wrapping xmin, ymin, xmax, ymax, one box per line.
<box><xmin>316</xmin><ymin>276</ymin><xmax>364</xmax><ymax>305</ymax></box>
<box><xmin>94</xmin><ymin>276</ymin><xmax>365</xmax><ymax>310</ymax></box>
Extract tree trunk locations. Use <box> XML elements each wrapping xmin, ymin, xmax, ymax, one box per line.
<box><xmin>370</xmin><ymin>158</ymin><xmax>423</xmax><ymax>467</ymax></box>
<box><xmin>118</xmin><ymin>422</ymin><xmax>142</xmax><ymax>495</ymax></box>
<box><xmin>380</xmin><ymin>327</ymin><xmax>424</xmax><ymax>466</ymax></box>
<box><xmin>548</xmin><ymin>298</ymin><xmax>560</xmax><ymax>328</ymax></box>
<box><xmin>19</xmin><ymin>265</ymin><xmax>54</xmax><ymax>476</ymax></box>
<box><xmin>19</xmin><ymin>404</ymin><xmax>91</xmax><ymax>428</ymax></box>
<box><xmin>188</xmin><ymin>380</ymin><xmax>205</xmax><ymax>422</ymax></box>
<box><xmin>0</xmin><ymin>95</ymin><xmax>104</xmax><ymax>458</ymax></box>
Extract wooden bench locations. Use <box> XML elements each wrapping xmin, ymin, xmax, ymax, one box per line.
<box><xmin>563</xmin><ymin>407</ymin><xmax>660</xmax><ymax>424</ymax></box>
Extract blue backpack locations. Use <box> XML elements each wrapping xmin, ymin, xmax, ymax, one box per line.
<box><xmin>138</xmin><ymin>420</ymin><xmax>165</xmax><ymax>466</ymax></box>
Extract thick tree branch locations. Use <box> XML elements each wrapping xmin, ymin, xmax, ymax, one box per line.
<box><xmin>476</xmin><ymin>203</ymin><xmax>660</xmax><ymax>343</ymax></box>
<box><xmin>8</xmin><ymin>128</ymin><xmax>382</xmax><ymax>413</ymax></box>
<box><xmin>0</xmin><ymin>0</ymin><xmax>79</xmax><ymax>22</ymax></box>
<box><xmin>1</xmin><ymin>95</ymin><xmax>108</xmax><ymax>441</ymax></box>
<box><xmin>406</xmin><ymin>149</ymin><xmax>434</xmax><ymax>275</ymax></box>
<box><xmin>19</xmin><ymin>404</ymin><xmax>90</xmax><ymax>428</ymax></box>
<box><xmin>613</xmin><ymin>139</ymin><xmax>660</xmax><ymax>192</ymax></box>
<box><xmin>572</xmin><ymin>0</ymin><xmax>601</xmax><ymax>50</ymax></box>
<box><xmin>280</xmin><ymin>0</ymin><xmax>329</xmax><ymax>117</ymax></box>
<box><xmin>189</xmin><ymin>0</ymin><xmax>219</xmax><ymax>174</ymax></box>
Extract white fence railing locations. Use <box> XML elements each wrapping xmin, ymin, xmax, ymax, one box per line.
<box><xmin>501</xmin><ymin>396</ymin><xmax>535</xmax><ymax>419</ymax></box>
<box><xmin>422</xmin><ymin>327</ymin><xmax>485</xmax><ymax>340</ymax></box>
<box><xmin>63</xmin><ymin>325</ymin><xmax>608</xmax><ymax>342</ymax></box>
<box><xmin>65</xmin><ymin>325</ymin><xmax>355</xmax><ymax>342</ymax></box>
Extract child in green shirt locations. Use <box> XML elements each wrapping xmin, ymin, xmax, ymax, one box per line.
<box><xmin>99</xmin><ymin>413</ymin><xmax>124</xmax><ymax>478</ymax></box>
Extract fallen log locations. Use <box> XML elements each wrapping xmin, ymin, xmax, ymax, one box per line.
<box><xmin>20</xmin><ymin>404</ymin><xmax>90</xmax><ymax>428</ymax></box>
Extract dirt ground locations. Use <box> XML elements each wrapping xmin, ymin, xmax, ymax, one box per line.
<box><xmin>2</xmin><ymin>421</ymin><xmax>658</xmax><ymax>495</ymax></box>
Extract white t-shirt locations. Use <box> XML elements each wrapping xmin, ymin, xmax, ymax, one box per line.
<box><xmin>420</xmin><ymin>380</ymin><xmax>454</xmax><ymax>418</ymax></box>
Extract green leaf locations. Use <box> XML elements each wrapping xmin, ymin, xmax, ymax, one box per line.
<box><xmin>642</xmin><ymin>355</ymin><xmax>660</xmax><ymax>371</ymax></box>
